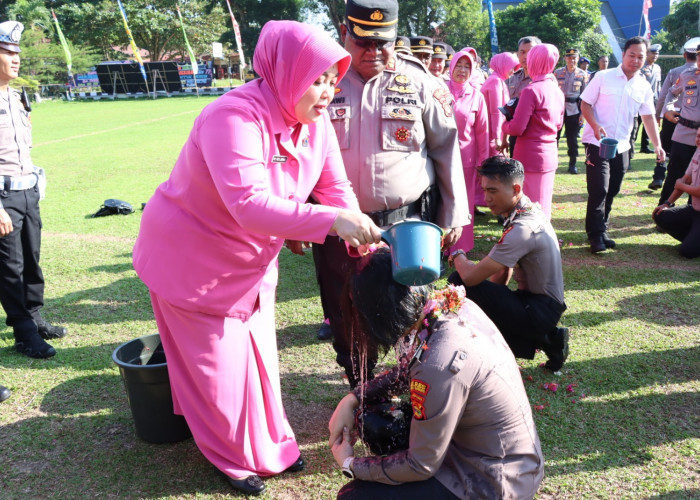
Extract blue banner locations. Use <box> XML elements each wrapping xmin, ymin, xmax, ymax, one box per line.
<box><xmin>486</xmin><ymin>0</ymin><xmax>498</xmax><ymax>55</ymax></box>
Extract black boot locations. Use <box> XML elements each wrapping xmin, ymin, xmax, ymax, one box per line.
<box><xmin>543</xmin><ymin>327</ymin><xmax>569</xmax><ymax>372</ymax></box>
<box><xmin>568</xmin><ymin>158</ymin><xmax>578</xmax><ymax>174</ymax></box>
<box><xmin>14</xmin><ymin>320</ymin><xmax>56</xmax><ymax>359</ymax></box>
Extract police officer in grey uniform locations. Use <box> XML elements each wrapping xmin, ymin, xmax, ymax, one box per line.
<box><xmin>659</xmin><ymin>41</ymin><xmax>700</xmax><ymax>206</ymax></box>
<box><xmin>637</xmin><ymin>44</ymin><xmax>663</xmax><ymax>154</ymax></box>
<box><xmin>329</xmin><ymin>249</ymin><xmax>544</xmax><ymax>499</ymax></box>
<box><xmin>393</xmin><ymin>35</ymin><xmax>411</xmax><ymax>56</ymax></box>
<box><xmin>448</xmin><ymin>157</ymin><xmax>569</xmax><ymax>372</ymax></box>
<box><xmin>506</xmin><ymin>35</ymin><xmax>541</xmax><ymax>156</ymax></box>
<box><xmin>554</xmin><ymin>48</ymin><xmax>589</xmax><ymax>174</ymax></box>
<box><xmin>409</xmin><ymin>35</ymin><xmax>433</xmax><ymax>69</ymax></box>
<box><xmin>0</xmin><ymin>21</ymin><xmax>67</xmax><ymax>360</ymax></box>
<box><xmin>649</xmin><ymin>38</ymin><xmax>699</xmax><ymax>190</ymax></box>
<box><xmin>311</xmin><ymin>0</ymin><xmax>468</xmax><ymax>387</ymax></box>
<box><xmin>429</xmin><ymin>41</ymin><xmax>448</xmax><ymax>78</ymax></box>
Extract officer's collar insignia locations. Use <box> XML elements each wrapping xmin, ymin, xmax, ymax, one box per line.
<box><xmin>302</xmin><ymin>137</ymin><xmax>309</xmax><ymax>147</ymax></box>
<box><xmin>385</xmin><ymin>56</ymin><xmax>396</xmax><ymax>72</ymax></box>
<box><xmin>335</xmin><ymin>87</ymin><xmax>342</xmax><ymax>94</ymax></box>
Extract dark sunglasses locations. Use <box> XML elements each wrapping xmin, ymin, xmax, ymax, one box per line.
<box><xmin>352</xmin><ymin>38</ymin><xmax>394</xmax><ymax>50</ymax></box>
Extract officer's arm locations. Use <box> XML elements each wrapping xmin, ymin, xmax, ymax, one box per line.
<box><xmin>452</xmin><ymin>254</ymin><xmax>506</xmax><ymax>287</ymax></box>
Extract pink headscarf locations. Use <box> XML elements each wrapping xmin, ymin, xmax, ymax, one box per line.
<box><xmin>448</xmin><ymin>49</ymin><xmax>476</xmax><ymax>97</ymax></box>
<box><xmin>489</xmin><ymin>52</ymin><xmax>520</xmax><ymax>81</ymax></box>
<box><xmin>253</xmin><ymin>20</ymin><xmax>351</xmax><ymax>125</ymax></box>
<box><xmin>526</xmin><ymin>43</ymin><xmax>559</xmax><ymax>83</ymax></box>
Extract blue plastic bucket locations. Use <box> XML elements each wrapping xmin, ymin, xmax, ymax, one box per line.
<box><xmin>599</xmin><ymin>137</ymin><xmax>619</xmax><ymax>160</ymax></box>
<box><xmin>381</xmin><ymin>220</ymin><xmax>442</xmax><ymax>286</ymax></box>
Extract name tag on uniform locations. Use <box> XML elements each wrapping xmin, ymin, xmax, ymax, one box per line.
<box><xmin>272</xmin><ymin>155</ymin><xmax>287</xmax><ymax>163</ymax></box>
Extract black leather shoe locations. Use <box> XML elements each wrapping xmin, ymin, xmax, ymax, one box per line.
<box><xmin>648</xmin><ymin>179</ymin><xmax>663</xmax><ymax>190</ymax></box>
<box><xmin>589</xmin><ymin>236</ymin><xmax>607</xmax><ymax>254</ymax></box>
<box><xmin>640</xmin><ymin>147</ymin><xmax>654</xmax><ymax>154</ymax></box>
<box><xmin>284</xmin><ymin>456</ymin><xmax>305</xmax><ymax>473</ymax></box>
<box><xmin>0</xmin><ymin>385</ymin><xmax>10</xmax><ymax>402</ymax></box>
<box><xmin>14</xmin><ymin>323</ymin><xmax>56</xmax><ymax>359</ymax></box>
<box><xmin>544</xmin><ymin>327</ymin><xmax>569</xmax><ymax>372</ymax></box>
<box><xmin>602</xmin><ymin>232</ymin><xmax>616</xmax><ymax>249</ymax></box>
<box><xmin>36</xmin><ymin>321</ymin><xmax>68</xmax><ymax>340</ymax></box>
<box><xmin>227</xmin><ymin>475</ymin><xmax>265</xmax><ymax>496</ymax></box>
<box><xmin>317</xmin><ymin>321</ymin><xmax>333</xmax><ymax>341</ymax></box>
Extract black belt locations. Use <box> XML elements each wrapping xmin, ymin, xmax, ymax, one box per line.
<box><xmin>365</xmin><ymin>193</ymin><xmax>424</xmax><ymax>227</ymax></box>
<box><xmin>678</xmin><ymin>116</ymin><xmax>700</xmax><ymax>129</ymax></box>
<box><xmin>565</xmin><ymin>97</ymin><xmax>579</xmax><ymax>103</ymax></box>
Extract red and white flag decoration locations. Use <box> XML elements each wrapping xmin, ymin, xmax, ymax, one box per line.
<box><xmin>643</xmin><ymin>0</ymin><xmax>653</xmax><ymax>40</ymax></box>
<box><xmin>224</xmin><ymin>0</ymin><xmax>246</xmax><ymax>71</ymax></box>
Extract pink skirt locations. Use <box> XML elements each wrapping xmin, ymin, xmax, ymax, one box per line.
<box><xmin>149</xmin><ymin>264</ymin><xmax>300</xmax><ymax>478</ymax></box>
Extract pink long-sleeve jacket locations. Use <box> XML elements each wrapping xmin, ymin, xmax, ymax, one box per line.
<box><xmin>502</xmin><ymin>45</ymin><xmax>564</xmax><ymax>173</ymax></box>
<box><xmin>133</xmin><ymin>80</ymin><xmax>358</xmax><ymax>319</ymax></box>
<box><xmin>481</xmin><ymin>52</ymin><xmax>520</xmax><ymax>157</ymax></box>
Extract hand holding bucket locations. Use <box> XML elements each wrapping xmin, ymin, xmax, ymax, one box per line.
<box><xmin>598</xmin><ymin>134</ymin><xmax>618</xmax><ymax>160</ymax></box>
<box><xmin>380</xmin><ymin>220</ymin><xmax>442</xmax><ymax>286</ymax></box>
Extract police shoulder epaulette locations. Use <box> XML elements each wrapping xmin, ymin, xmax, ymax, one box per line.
<box><xmin>399</xmin><ymin>55</ymin><xmax>430</xmax><ymax>75</ymax></box>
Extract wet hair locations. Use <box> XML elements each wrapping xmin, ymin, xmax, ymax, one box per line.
<box><xmin>478</xmin><ymin>156</ymin><xmax>524</xmax><ymax>185</ymax></box>
<box><xmin>623</xmin><ymin>36</ymin><xmax>649</xmax><ymax>53</ymax></box>
<box><xmin>341</xmin><ymin>248</ymin><xmax>431</xmax><ymax>352</ymax></box>
<box><xmin>518</xmin><ymin>36</ymin><xmax>541</xmax><ymax>48</ymax></box>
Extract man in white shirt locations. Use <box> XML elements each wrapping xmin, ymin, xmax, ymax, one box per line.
<box><xmin>580</xmin><ymin>36</ymin><xmax>666</xmax><ymax>253</ymax></box>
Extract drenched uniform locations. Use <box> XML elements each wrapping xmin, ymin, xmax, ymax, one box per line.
<box><xmin>314</xmin><ymin>53</ymin><xmax>469</xmax><ymax>385</ymax></box>
<box><xmin>0</xmin><ymin>88</ymin><xmax>45</xmax><ymax>332</ymax></box>
<box><xmin>341</xmin><ymin>298</ymin><xmax>544</xmax><ymax>499</ymax></box>
<box><xmin>660</xmin><ymin>65</ymin><xmax>700</xmax><ymax>204</ymax></box>
<box><xmin>554</xmin><ymin>66</ymin><xmax>588</xmax><ymax>166</ymax></box>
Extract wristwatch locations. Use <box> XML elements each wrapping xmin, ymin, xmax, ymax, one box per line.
<box><xmin>342</xmin><ymin>456</ymin><xmax>355</xmax><ymax>479</ymax></box>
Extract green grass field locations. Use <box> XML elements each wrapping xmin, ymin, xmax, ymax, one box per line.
<box><xmin>0</xmin><ymin>97</ymin><xmax>698</xmax><ymax>499</ymax></box>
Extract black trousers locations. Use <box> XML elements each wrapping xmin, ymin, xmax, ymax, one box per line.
<box><xmin>312</xmin><ymin>234</ymin><xmax>376</xmax><ymax>384</ymax></box>
<box><xmin>447</xmin><ymin>273</ymin><xmax>565</xmax><ymax>359</ymax></box>
<box><xmin>556</xmin><ymin>112</ymin><xmax>581</xmax><ymax>161</ymax></box>
<box><xmin>337</xmin><ymin>476</ymin><xmax>458</xmax><ymax>500</ymax></box>
<box><xmin>658</xmin><ymin>141</ymin><xmax>695</xmax><ymax>205</ymax></box>
<box><xmin>0</xmin><ymin>187</ymin><xmax>44</xmax><ymax>327</ymax></box>
<box><xmin>652</xmin><ymin>118</ymin><xmax>677</xmax><ymax>182</ymax></box>
<box><xmin>654</xmin><ymin>204</ymin><xmax>700</xmax><ymax>258</ymax></box>
<box><xmin>584</xmin><ymin>143</ymin><xmax>629</xmax><ymax>238</ymax></box>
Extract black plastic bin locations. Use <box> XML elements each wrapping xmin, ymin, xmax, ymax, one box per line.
<box><xmin>112</xmin><ymin>333</ymin><xmax>191</xmax><ymax>443</ymax></box>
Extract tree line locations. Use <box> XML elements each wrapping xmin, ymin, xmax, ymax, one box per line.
<box><xmin>2</xmin><ymin>0</ymin><xmax>696</xmax><ymax>87</ymax></box>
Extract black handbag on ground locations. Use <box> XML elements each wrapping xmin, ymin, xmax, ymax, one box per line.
<box><xmin>92</xmin><ymin>199</ymin><xmax>134</xmax><ymax>217</ymax></box>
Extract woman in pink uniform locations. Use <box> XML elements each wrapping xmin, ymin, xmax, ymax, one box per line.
<box><xmin>448</xmin><ymin>49</ymin><xmax>489</xmax><ymax>253</ymax></box>
<box><xmin>481</xmin><ymin>52</ymin><xmax>520</xmax><ymax>158</ymax></box>
<box><xmin>132</xmin><ymin>21</ymin><xmax>381</xmax><ymax>496</ymax></box>
<box><xmin>502</xmin><ymin>44</ymin><xmax>564</xmax><ymax>219</ymax></box>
